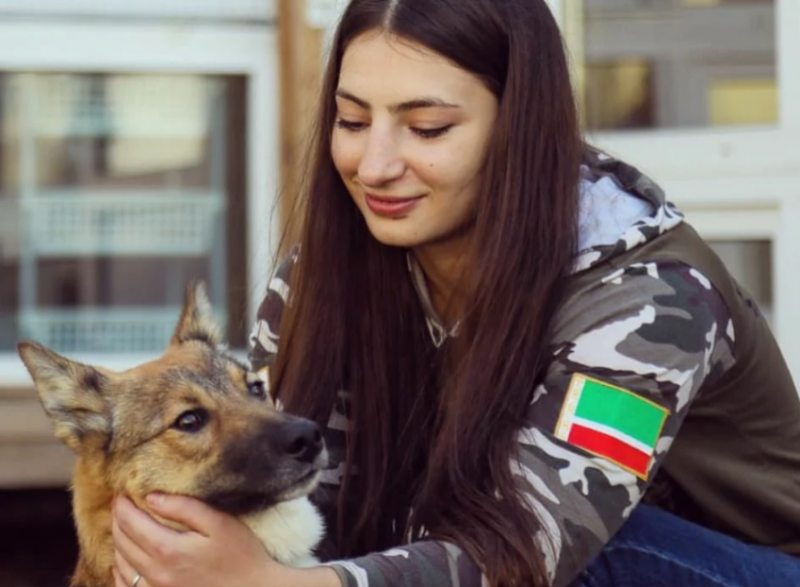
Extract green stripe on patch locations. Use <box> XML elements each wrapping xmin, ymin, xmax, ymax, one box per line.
<box><xmin>555</xmin><ymin>373</ymin><xmax>669</xmax><ymax>455</ymax></box>
<box><xmin>574</xmin><ymin>377</ymin><xmax>666</xmax><ymax>448</ymax></box>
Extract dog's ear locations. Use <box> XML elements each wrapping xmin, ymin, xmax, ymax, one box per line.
<box><xmin>170</xmin><ymin>280</ymin><xmax>221</xmax><ymax>347</ymax></box>
<box><xmin>17</xmin><ymin>341</ymin><xmax>111</xmax><ymax>453</ymax></box>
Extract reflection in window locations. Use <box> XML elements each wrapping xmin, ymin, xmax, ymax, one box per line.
<box><xmin>584</xmin><ymin>60</ymin><xmax>655</xmax><ymax>130</ymax></box>
<box><xmin>0</xmin><ymin>73</ymin><xmax>248</xmax><ymax>353</ymax></box>
<box><xmin>581</xmin><ymin>0</ymin><xmax>776</xmax><ymax>130</ymax></box>
<box><xmin>708</xmin><ymin>79</ymin><xmax>778</xmax><ymax>126</ymax></box>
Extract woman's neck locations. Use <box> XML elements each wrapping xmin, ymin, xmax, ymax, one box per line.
<box><xmin>412</xmin><ymin>238</ymin><xmax>470</xmax><ymax>327</ymax></box>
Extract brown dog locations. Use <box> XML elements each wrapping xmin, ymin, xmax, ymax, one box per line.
<box><xmin>17</xmin><ymin>282</ymin><xmax>327</xmax><ymax>587</ymax></box>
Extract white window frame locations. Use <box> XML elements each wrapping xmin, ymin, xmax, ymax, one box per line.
<box><xmin>0</xmin><ymin>0</ymin><xmax>276</xmax><ymax>20</ymax></box>
<box><xmin>0</xmin><ymin>17</ymin><xmax>280</xmax><ymax>385</ymax></box>
<box><xmin>545</xmin><ymin>0</ymin><xmax>800</xmax><ymax>382</ymax></box>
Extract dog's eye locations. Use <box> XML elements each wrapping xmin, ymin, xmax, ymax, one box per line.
<box><xmin>247</xmin><ymin>380</ymin><xmax>267</xmax><ymax>401</ymax></box>
<box><xmin>172</xmin><ymin>409</ymin><xmax>208</xmax><ymax>433</ymax></box>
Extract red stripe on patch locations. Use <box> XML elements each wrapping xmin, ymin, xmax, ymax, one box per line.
<box><xmin>567</xmin><ymin>423</ymin><xmax>652</xmax><ymax>479</ymax></box>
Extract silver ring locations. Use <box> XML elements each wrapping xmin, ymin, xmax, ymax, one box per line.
<box><xmin>131</xmin><ymin>574</ymin><xmax>142</xmax><ymax>587</ymax></box>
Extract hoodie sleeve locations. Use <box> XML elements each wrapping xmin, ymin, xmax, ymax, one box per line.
<box><xmin>324</xmin><ymin>260</ymin><xmax>737</xmax><ymax>587</ymax></box>
<box><xmin>248</xmin><ymin>248</ymin><xmax>299</xmax><ymax>373</ymax></box>
<box><xmin>248</xmin><ymin>248</ymin><xmax>348</xmax><ymax>563</ymax></box>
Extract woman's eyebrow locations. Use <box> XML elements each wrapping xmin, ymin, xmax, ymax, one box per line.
<box><xmin>335</xmin><ymin>89</ymin><xmax>462</xmax><ymax>114</ymax></box>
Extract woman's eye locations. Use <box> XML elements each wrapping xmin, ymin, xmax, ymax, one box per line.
<box><xmin>335</xmin><ymin>119</ymin><xmax>367</xmax><ymax>132</ymax></box>
<box><xmin>247</xmin><ymin>381</ymin><xmax>267</xmax><ymax>400</ymax></box>
<box><xmin>412</xmin><ymin>125</ymin><xmax>453</xmax><ymax>139</ymax></box>
<box><xmin>172</xmin><ymin>409</ymin><xmax>208</xmax><ymax>433</ymax></box>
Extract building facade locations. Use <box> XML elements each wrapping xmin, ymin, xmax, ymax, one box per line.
<box><xmin>0</xmin><ymin>0</ymin><xmax>281</xmax><ymax>486</ymax></box>
<box><xmin>0</xmin><ymin>0</ymin><xmax>798</xmax><ymax>489</ymax></box>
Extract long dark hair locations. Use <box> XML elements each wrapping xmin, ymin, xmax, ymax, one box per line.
<box><xmin>274</xmin><ymin>1</ymin><xmax>582</xmax><ymax>585</ymax></box>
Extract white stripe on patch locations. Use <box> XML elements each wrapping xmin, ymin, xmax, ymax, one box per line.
<box><xmin>570</xmin><ymin>416</ymin><xmax>653</xmax><ymax>455</ymax></box>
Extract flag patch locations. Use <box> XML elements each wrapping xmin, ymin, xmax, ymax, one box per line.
<box><xmin>554</xmin><ymin>373</ymin><xmax>669</xmax><ymax>480</ymax></box>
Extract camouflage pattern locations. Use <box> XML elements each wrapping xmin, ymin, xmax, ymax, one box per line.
<box><xmin>248</xmin><ymin>156</ymin><xmax>738</xmax><ymax>587</ymax></box>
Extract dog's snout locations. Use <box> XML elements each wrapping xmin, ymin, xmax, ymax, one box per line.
<box><xmin>280</xmin><ymin>420</ymin><xmax>323</xmax><ymax>463</ymax></box>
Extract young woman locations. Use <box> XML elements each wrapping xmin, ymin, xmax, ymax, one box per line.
<box><xmin>111</xmin><ymin>1</ymin><xmax>800</xmax><ymax>586</ymax></box>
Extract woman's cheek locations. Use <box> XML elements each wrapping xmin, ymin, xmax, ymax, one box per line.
<box><xmin>331</xmin><ymin>134</ymin><xmax>358</xmax><ymax>172</ymax></box>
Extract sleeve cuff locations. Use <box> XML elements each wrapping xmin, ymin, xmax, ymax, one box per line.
<box><xmin>322</xmin><ymin>561</ymin><xmax>361</xmax><ymax>587</ymax></box>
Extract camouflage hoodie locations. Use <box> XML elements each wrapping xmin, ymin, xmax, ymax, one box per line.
<box><xmin>249</xmin><ymin>152</ymin><xmax>788</xmax><ymax>587</ymax></box>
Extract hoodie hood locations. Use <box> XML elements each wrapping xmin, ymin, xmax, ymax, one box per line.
<box><xmin>574</xmin><ymin>149</ymin><xmax>684</xmax><ymax>273</ymax></box>
<box><xmin>407</xmin><ymin>150</ymin><xmax>685</xmax><ymax>346</ymax></box>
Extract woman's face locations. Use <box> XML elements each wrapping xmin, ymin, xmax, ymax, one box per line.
<box><xmin>332</xmin><ymin>31</ymin><xmax>499</xmax><ymax>250</ymax></box>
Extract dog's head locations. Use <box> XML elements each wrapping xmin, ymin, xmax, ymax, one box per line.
<box><xmin>17</xmin><ymin>282</ymin><xmax>326</xmax><ymax>516</ymax></box>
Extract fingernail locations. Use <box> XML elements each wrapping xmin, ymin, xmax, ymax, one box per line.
<box><xmin>146</xmin><ymin>492</ymin><xmax>164</xmax><ymax>506</ymax></box>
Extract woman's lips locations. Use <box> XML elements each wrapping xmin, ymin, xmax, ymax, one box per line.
<box><xmin>364</xmin><ymin>193</ymin><xmax>425</xmax><ymax>217</ymax></box>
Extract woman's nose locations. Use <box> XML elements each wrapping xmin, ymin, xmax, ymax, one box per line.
<box><xmin>357</xmin><ymin>130</ymin><xmax>405</xmax><ymax>186</ymax></box>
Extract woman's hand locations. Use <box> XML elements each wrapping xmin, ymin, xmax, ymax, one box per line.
<box><xmin>111</xmin><ymin>493</ymin><xmax>341</xmax><ymax>587</ymax></box>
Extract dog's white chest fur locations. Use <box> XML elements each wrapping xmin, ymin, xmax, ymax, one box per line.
<box><xmin>240</xmin><ymin>496</ymin><xmax>324</xmax><ymax>568</ymax></box>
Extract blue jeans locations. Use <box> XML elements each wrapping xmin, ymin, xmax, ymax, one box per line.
<box><xmin>571</xmin><ymin>504</ymin><xmax>800</xmax><ymax>587</ymax></box>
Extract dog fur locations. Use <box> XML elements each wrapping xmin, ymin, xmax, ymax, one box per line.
<box><xmin>17</xmin><ymin>282</ymin><xmax>326</xmax><ymax>587</ymax></box>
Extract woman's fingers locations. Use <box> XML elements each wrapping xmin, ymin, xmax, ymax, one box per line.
<box><xmin>113</xmin><ymin>495</ymin><xmax>181</xmax><ymax>559</ymax></box>
<box><xmin>113</xmin><ymin>560</ymin><xmax>146</xmax><ymax>587</ymax></box>
<box><xmin>112</xmin><ymin>566</ymin><xmax>127</xmax><ymax>587</ymax></box>
<box><xmin>111</xmin><ymin>493</ymin><xmax>272</xmax><ymax>587</ymax></box>
<box><xmin>144</xmin><ymin>492</ymin><xmax>225</xmax><ymax>538</ymax></box>
<box><xmin>112</xmin><ymin>506</ymin><xmax>155</xmax><ymax>587</ymax></box>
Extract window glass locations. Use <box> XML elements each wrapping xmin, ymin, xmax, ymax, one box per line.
<box><xmin>580</xmin><ymin>0</ymin><xmax>776</xmax><ymax>130</ymax></box>
<box><xmin>0</xmin><ymin>73</ymin><xmax>248</xmax><ymax>353</ymax></box>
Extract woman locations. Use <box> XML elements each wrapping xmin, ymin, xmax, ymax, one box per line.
<box><xmin>111</xmin><ymin>0</ymin><xmax>800</xmax><ymax>586</ymax></box>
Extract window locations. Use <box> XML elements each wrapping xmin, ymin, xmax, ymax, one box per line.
<box><xmin>0</xmin><ymin>73</ymin><xmax>249</xmax><ymax>354</ymax></box>
<box><xmin>576</xmin><ymin>0</ymin><xmax>776</xmax><ymax>130</ymax></box>
<box><xmin>707</xmin><ymin>78</ymin><xmax>778</xmax><ymax>126</ymax></box>
<box><xmin>547</xmin><ymin>0</ymin><xmax>800</xmax><ymax>379</ymax></box>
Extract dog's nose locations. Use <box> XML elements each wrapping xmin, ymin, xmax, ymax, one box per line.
<box><xmin>280</xmin><ymin>419</ymin><xmax>323</xmax><ymax>463</ymax></box>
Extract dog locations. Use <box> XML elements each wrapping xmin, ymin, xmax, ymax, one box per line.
<box><xmin>17</xmin><ymin>282</ymin><xmax>327</xmax><ymax>587</ymax></box>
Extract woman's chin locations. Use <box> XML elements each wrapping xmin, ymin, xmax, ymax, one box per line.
<box><xmin>363</xmin><ymin>219</ymin><xmax>428</xmax><ymax>249</ymax></box>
